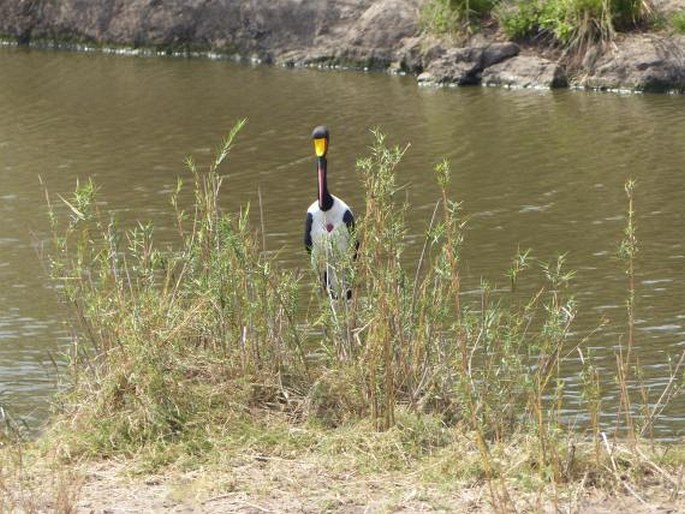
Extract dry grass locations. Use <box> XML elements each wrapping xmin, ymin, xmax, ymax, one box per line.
<box><xmin>0</xmin><ymin>444</ymin><xmax>83</xmax><ymax>513</ymax></box>
<box><xmin>2</xmin><ymin>415</ymin><xmax>684</xmax><ymax>512</ymax></box>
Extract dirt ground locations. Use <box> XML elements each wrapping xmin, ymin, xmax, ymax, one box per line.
<box><xmin>65</xmin><ymin>457</ymin><xmax>684</xmax><ymax>514</ymax></box>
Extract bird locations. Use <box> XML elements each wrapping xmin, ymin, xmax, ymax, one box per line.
<box><xmin>304</xmin><ymin>125</ymin><xmax>356</xmax><ymax>299</ymax></box>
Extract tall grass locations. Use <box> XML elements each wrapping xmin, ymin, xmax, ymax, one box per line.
<box><xmin>496</xmin><ymin>0</ymin><xmax>654</xmax><ymax>55</ymax></box>
<box><xmin>421</xmin><ymin>0</ymin><xmax>654</xmax><ymax>57</ymax></box>
<box><xmin>420</xmin><ymin>0</ymin><xmax>499</xmax><ymax>36</ymax></box>
<box><xmin>45</xmin><ymin>119</ymin><xmax>309</xmax><ymax>457</ymax></box>
<box><xmin>39</xmin><ymin>122</ymin><xmax>685</xmax><ymax>507</ymax></box>
<box><xmin>671</xmin><ymin>10</ymin><xmax>685</xmax><ymax>34</ymax></box>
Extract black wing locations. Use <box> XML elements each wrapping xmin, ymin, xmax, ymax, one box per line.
<box><xmin>343</xmin><ymin>209</ymin><xmax>359</xmax><ymax>260</ymax></box>
<box><xmin>304</xmin><ymin>212</ymin><xmax>313</xmax><ymax>254</ymax></box>
<box><xmin>343</xmin><ymin>209</ymin><xmax>355</xmax><ymax>232</ymax></box>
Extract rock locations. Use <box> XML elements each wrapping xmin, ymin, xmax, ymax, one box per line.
<box><xmin>0</xmin><ymin>0</ymin><xmax>422</xmax><ymax>70</ymax></box>
<box><xmin>581</xmin><ymin>34</ymin><xmax>685</xmax><ymax>92</ymax></box>
<box><xmin>389</xmin><ymin>36</ymin><xmax>425</xmax><ymax>74</ymax></box>
<box><xmin>482</xmin><ymin>54</ymin><xmax>568</xmax><ymax>89</ymax></box>
<box><xmin>418</xmin><ymin>43</ymin><xmax>520</xmax><ymax>86</ymax></box>
<box><xmin>420</xmin><ymin>54</ymin><xmax>482</xmax><ymax>86</ymax></box>
<box><xmin>482</xmin><ymin>42</ymin><xmax>521</xmax><ymax>68</ymax></box>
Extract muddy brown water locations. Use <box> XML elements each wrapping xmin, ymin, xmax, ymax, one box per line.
<box><xmin>2</xmin><ymin>47</ymin><xmax>685</xmax><ymax>437</ymax></box>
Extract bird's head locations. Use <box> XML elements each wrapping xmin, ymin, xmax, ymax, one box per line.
<box><xmin>311</xmin><ymin>125</ymin><xmax>329</xmax><ymax>159</ymax></box>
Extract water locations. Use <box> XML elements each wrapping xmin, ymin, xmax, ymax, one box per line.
<box><xmin>2</xmin><ymin>47</ymin><xmax>685</xmax><ymax>436</ymax></box>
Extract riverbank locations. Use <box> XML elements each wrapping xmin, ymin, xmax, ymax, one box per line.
<box><xmin>3</xmin><ymin>428</ymin><xmax>684</xmax><ymax>513</ymax></box>
<box><xmin>0</xmin><ymin>0</ymin><xmax>684</xmax><ymax>92</ymax></box>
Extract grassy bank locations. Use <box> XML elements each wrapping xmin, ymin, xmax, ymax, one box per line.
<box><xmin>420</xmin><ymin>0</ymin><xmax>672</xmax><ymax>57</ymax></box>
<box><xmin>2</xmin><ymin>121</ymin><xmax>685</xmax><ymax>511</ymax></box>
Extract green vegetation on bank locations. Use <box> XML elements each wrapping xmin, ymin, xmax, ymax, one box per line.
<box><xmin>4</xmin><ymin>120</ymin><xmax>684</xmax><ymax>510</ymax></box>
<box><xmin>671</xmin><ymin>10</ymin><xmax>685</xmax><ymax>33</ymax></box>
<box><xmin>420</xmin><ymin>0</ymin><xmax>500</xmax><ymax>34</ymax></box>
<box><xmin>422</xmin><ymin>0</ymin><xmax>654</xmax><ymax>53</ymax></box>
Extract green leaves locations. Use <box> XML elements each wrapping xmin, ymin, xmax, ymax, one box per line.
<box><xmin>496</xmin><ymin>0</ymin><xmax>652</xmax><ymax>52</ymax></box>
<box><xmin>421</xmin><ymin>0</ymin><xmax>499</xmax><ymax>35</ymax></box>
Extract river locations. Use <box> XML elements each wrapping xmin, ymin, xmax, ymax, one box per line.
<box><xmin>1</xmin><ymin>47</ymin><xmax>685</xmax><ymax>437</ymax></box>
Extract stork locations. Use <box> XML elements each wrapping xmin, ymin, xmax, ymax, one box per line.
<box><xmin>304</xmin><ymin>125</ymin><xmax>356</xmax><ymax>299</ymax></box>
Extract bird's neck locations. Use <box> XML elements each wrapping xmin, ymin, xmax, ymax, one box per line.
<box><xmin>317</xmin><ymin>157</ymin><xmax>333</xmax><ymax>211</ymax></box>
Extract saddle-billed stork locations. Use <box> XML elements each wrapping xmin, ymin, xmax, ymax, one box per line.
<box><xmin>304</xmin><ymin>125</ymin><xmax>356</xmax><ymax>299</ymax></box>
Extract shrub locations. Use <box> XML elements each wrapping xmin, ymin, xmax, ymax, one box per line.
<box><xmin>495</xmin><ymin>0</ymin><xmax>653</xmax><ymax>53</ymax></box>
<box><xmin>420</xmin><ymin>0</ymin><xmax>500</xmax><ymax>35</ymax></box>
<box><xmin>671</xmin><ymin>11</ymin><xmax>685</xmax><ymax>34</ymax></box>
<box><xmin>43</xmin><ymin>123</ymin><xmax>685</xmax><ymax>492</ymax></box>
<box><xmin>45</xmin><ymin>119</ymin><xmax>309</xmax><ymax>456</ymax></box>
<box><xmin>496</xmin><ymin>0</ymin><xmax>545</xmax><ymax>40</ymax></box>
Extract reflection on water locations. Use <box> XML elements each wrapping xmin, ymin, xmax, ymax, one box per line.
<box><xmin>1</xmin><ymin>47</ymin><xmax>685</xmax><ymax>436</ymax></box>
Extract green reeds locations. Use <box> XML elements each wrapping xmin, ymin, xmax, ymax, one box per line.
<box><xmin>672</xmin><ymin>11</ymin><xmax>685</xmax><ymax>34</ymax></box>
<box><xmin>614</xmin><ymin>180</ymin><xmax>685</xmax><ymax>440</ymax></box>
<box><xmin>420</xmin><ymin>0</ymin><xmax>498</xmax><ymax>35</ymax></box>
<box><xmin>496</xmin><ymin>0</ymin><xmax>654</xmax><ymax>58</ymax></box>
<box><xmin>322</xmin><ymin>131</ymin><xmax>585</xmax><ymax>481</ymax></box>
<box><xmin>44</xmin><ymin>119</ymin><xmax>309</xmax><ymax>457</ymax></box>
<box><xmin>45</xmin><ymin>124</ymin><xmax>563</xmax><ymax>452</ymax></box>
<box><xmin>617</xmin><ymin>178</ymin><xmax>638</xmax><ymax>437</ymax></box>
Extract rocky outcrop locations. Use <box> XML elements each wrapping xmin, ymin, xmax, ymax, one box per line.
<box><xmin>0</xmin><ymin>0</ymin><xmax>684</xmax><ymax>93</ymax></box>
<box><xmin>482</xmin><ymin>55</ymin><xmax>568</xmax><ymax>89</ymax></box>
<box><xmin>417</xmin><ymin>43</ymin><xmax>521</xmax><ymax>86</ymax></box>
<box><xmin>581</xmin><ymin>34</ymin><xmax>685</xmax><ymax>93</ymax></box>
<box><xmin>0</xmin><ymin>0</ymin><xmax>421</xmax><ymax>67</ymax></box>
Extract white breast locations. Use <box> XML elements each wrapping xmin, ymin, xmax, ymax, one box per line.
<box><xmin>307</xmin><ymin>195</ymin><xmax>352</xmax><ymax>251</ymax></box>
<box><xmin>307</xmin><ymin>195</ymin><xmax>353</xmax><ymax>297</ymax></box>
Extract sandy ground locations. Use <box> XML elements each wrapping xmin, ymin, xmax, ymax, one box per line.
<box><xmin>655</xmin><ymin>0</ymin><xmax>685</xmax><ymax>15</ymax></box>
<box><xmin>64</xmin><ymin>457</ymin><xmax>685</xmax><ymax>514</ymax></box>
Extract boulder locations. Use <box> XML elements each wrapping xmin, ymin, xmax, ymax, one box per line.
<box><xmin>417</xmin><ymin>43</ymin><xmax>520</xmax><ymax>86</ymax></box>
<box><xmin>482</xmin><ymin>54</ymin><xmax>568</xmax><ymax>89</ymax></box>
<box><xmin>581</xmin><ymin>34</ymin><xmax>685</xmax><ymax>93</ymax></box>
<box><xmin>0</xmin><ymin>0</ymin><xmax>422</xmax><ymax>69</ymax></box>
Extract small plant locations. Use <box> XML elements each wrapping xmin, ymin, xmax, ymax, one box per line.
<box><xmin>420</xmin><ymin>0</ymin><xmax>500</xmax><ymax>36</ymax></box>
<box><xmin>612</xmin><ymin>0</ymin><xmax>651</xmax><ymax>29</ymax></box>
<box><xmin>44</xmin><ymin>119</ymin><xmax>311</xmax><ymax>458</ymax></box>
<box><xmin>420</xmin><ymin>0</ymin><xmax>463</xmax><ymax>34</ymax></box>
<box><xmin>615</xmin><ymin>178</ymin><xmax>638</xmax><ymax>437</ymax></box>
<box><xmin>671</xmin><ymin>11</ymin><xmax>685</xmax><ymax>34</ymax></box>
<box><xmin>0</xmin><ymin>400</ymin><xmax>27</xmax><ymax>446</ymax></box>
<box><xmin>496</xmin><ymin>0</ymin><xmax>544</xmax><ymax>40</ymax></box>
<box><xmin>495</xmin><ymin>0</ymin><xmax>653</xmax><ymax>56</ymax></box>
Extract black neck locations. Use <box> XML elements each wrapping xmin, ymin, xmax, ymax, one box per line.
<box><xmin>318</xmin><ymin>157</ymin><xmax>333</xmax><ymax>211</ymax></box>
